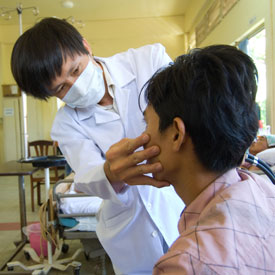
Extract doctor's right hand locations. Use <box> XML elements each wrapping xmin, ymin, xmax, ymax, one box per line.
<box><xmin>104</xmin><ymin>133</ymin><xmax>170</xmax><ymax>190</ymax></box>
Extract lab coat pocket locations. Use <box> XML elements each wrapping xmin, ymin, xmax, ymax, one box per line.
<box><xmin>102</xmin><ymin>199</ymin><xmax>135</xmax><ymax>229</ymax></box>
<box><xmin>104</xmin><ymin>208</ymin><xmax>132</xmax><ymax>228</ymax></box>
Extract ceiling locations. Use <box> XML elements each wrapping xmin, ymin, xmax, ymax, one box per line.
<box><xmin>0</xmin><ymin>0</ymin><xmax>191</xmax><ymax>26</ymax></box>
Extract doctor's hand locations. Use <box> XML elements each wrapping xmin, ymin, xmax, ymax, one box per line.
<box><xmin>104</xmin><ymin>133</ymin><xmax>170</xmax><ymax>190</ymax></box>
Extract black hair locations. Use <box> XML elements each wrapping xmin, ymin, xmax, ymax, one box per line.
<box><xmin>11</xmin><ymin>17</ymin><xmax>89</xmax><ymax>100</ymax></box>
<box><xmin>144</xmin><ymin>45</ymin><xmax>259</xmax><ymax>172</ymax></box>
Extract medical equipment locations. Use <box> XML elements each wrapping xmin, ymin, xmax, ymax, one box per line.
<box><xmin>245</xmin><ymin>153</ymin><xmax>275</xmax><ymax>185</ymax></box>
<box><xmin>7</xmin><ymin>156</ymin><xmax>82</xmax><ymax>274</ymax></box>
<box><xmin>53</xmin><ymin>178</ymin><xmax>107</xmax><ymax>275</ymax></box>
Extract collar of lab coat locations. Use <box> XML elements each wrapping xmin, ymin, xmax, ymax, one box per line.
<box><xmin>95</xmin><ymin>55</ymin><xmax>136</xmax><ymax>88</ymax></box>
<box><xmin>76</xmin><ymin>55</ymin><xmax>135</xmax><ymax>122</ymax></box>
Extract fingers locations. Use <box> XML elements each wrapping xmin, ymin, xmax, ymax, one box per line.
<box><xmin>116</xmin><ymin>162</ymin><xmax>163</xmax><ymax>182</ymax></box>
<box><xmin>109</xmin><ymin>145</ymin><xmax>160</xmax><ymax>173</ymax></box>
<box><xmin>105</xmin><ymin>156</ymin><xmax>163</xmax><ymax>184</ymax></box>
<box><xmin>107</xmin><ymin>134</ymin><xmax>150</xmax><ymax>158</ymax></box>
<box><xmin>104</xmin><ymin>133</ymin><xmax>164</xmax><ymax>186</ymax></box>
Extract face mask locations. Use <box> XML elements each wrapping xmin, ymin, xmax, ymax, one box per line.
<box><xmin>62</xmin><ymin>61</ymin><xmax>105</xmax><ymax>108</ymax></box>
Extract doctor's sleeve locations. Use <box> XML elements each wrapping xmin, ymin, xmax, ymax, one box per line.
<box><xmin>50</xmin><ymin>108</ymin><xmax>121</xmax><ymax>202</ymax></box>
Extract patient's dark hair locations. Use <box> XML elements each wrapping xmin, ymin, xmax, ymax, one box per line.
<box><xmin>145</xmin><ymin>45</ymin><xmax>259</xmax><ymax>172</ymax></box>
<box><xmin>11</xmin><ymin>17</ymin><xmax>89</xmax><ymax>100</ymax></box>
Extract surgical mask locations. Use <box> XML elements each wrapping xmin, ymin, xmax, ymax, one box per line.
<box><xmin>62</xmin><ymin>61</ymin><xmax>105</xmax><ymax>108</ymax></box>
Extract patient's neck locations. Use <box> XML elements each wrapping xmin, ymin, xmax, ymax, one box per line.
<box><xmin>177</xmin><ymin>168</ymin><xmax>221</xmax><ymax>207</ymax></box>
<box><xmin>172</xmin><ymin>143</ymin><xmax>221</xmax><ymax>206</ymax></box>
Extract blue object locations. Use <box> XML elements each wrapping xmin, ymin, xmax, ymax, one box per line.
<box><xmin>59</xmin><ymin>218</ymin><xmax>79</xmax><ymax>228</ymax></box>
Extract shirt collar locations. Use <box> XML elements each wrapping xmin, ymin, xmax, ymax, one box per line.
<box><xmin>185</xmin><ymin>168</ymin><xmax>241</xmax><ymax>212</ymax></box>
<box><xmin>100</xmin><ymin>61</ymin><xmax>115</xmax><ymax>88</ymax></box>
<box><xmin>179</xmin><ymin>168</ymin><xmax>242</xmax><ymax>232</ymax></box>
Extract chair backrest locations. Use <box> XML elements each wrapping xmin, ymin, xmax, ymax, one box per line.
<box><xmin>28</xmin><ymin>140</ymin><xmax>57</xmax><ymax>157</ymax></box>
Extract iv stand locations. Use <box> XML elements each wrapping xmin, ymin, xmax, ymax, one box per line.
<box><xmin>3</xmin><ymin>5</ymin><xmax>83</xmax><ymax>274</ymax></box>
<box><xmin>17</xmin><ymin>5</ymin><xmax>29</xmax><ymax>160</ymax></box>
<box><xmin>0</xmin><ymin>3</ymin><xmax>39</xmax><ymax>160</ymax></box>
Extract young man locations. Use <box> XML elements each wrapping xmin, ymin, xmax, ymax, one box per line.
<box><xmin>11</xmin><ymin>18</ymin><xmax>184</xmax><ymax>274</ymax></box>
<box><xmin>107</xmin><ymin>45</ymin><xmax>275</xmax><ymax>274</ymax></box>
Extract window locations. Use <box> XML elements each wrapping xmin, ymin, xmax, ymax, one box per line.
<box><xmin>238</xmin><ymin>28</ymin><xmax>267</xmax><ymax>130</ymax></box>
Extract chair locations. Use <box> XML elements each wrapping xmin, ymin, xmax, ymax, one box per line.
<box><xmin>28</xmin><ymin>140</ymin><xmax>65</xmax><ymax>211</ymax></box>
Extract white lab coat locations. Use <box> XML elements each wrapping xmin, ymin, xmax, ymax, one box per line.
<box><xmin>51</xmin><ymin>44</ymin><xmax>184</xmax><ymax>275</ymax></box>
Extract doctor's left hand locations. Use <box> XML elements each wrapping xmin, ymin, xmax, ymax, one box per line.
<box><xmin>104</xmin><ymin>133</ymin><xmax>170</xmax><ymax>189</ymax></box>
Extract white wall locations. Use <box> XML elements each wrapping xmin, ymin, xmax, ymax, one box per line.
<box><xmin>184</xmin><ymin>0</ymin><xmax>274</xmax><ymax>131</ymax></box>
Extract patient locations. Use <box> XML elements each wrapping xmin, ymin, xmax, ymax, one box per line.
<box><xmin>243</xmin><ymin>134</ymin><xmax>275</xmax><ymax>170</ymax></box>
<box><xmin>140</xmin><ymin>45</ymin><xmax>275</xmax><ymax>274</ymax></box>
<box><xmin>249</xmin><ymin>134</ymin><xmax>275</xmax><ymax>155</ymax></box>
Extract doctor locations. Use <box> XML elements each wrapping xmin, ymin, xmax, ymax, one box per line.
<box><xmin>11</xmin><ymin>18</ymin><xmax>184</xmax><ymax>274</ymax></box>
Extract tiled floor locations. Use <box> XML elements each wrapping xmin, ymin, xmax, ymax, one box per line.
<box><xmin>0</xmin><ymin>175</ymin><xmax>115</xmax><ymax>274</ymax></box>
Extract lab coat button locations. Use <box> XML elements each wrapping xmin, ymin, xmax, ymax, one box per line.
<box><xmin>147</xmin><ymin>203</ymin><xmax>152</xmax><ymax>209</ymax></box>
<box><xmin>151</xmin><ymin>230</ymin><xmax>157</xmax><ymax>237</ymax></box>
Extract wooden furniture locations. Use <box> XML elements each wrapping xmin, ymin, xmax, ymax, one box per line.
<box><xmin>0</xmin><ymin>160</ymin><xmax>38</xmax><ymax>272</ymax></box>
<box><xmin>28</xmin><ymin>140</ymin><xmax>65</xmax><ymax>212</ymax></box>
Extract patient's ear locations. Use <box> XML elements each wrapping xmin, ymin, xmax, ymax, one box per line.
<box><xmin>83</xmin><ymin>38</ymin><xmax>92</xmax><ymax>55</ymax></box>
<box><xmin>172</xmin><ymin>117</ymin><xmax>186</xmax><ymax>152</ymax></box>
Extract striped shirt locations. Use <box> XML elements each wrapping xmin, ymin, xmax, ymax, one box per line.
<box><xmin>153</xmin><ymin>168</ymin><xmax>275</xmax><ymax>274</ymax></box>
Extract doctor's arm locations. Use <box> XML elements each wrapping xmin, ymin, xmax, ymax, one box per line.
<box><xmin>52</xmin><ymin>109</ymin><xmax>166</xmax><ymax>200</ymax></box>
<box><xmin>51</xmin><ymin>110</ymin><xmax>123</xmax><ymax>200</ymax></box>
<box><xmin>104</xmin><ymin>133</ymin><xmax>170</xmax><ymax>190</ymax></box>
